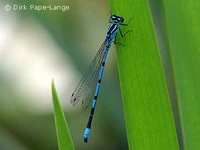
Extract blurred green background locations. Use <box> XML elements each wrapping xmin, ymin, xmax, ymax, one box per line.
<box><xmin>0</xmin><ymin>0</ymin><xmax>128</xmax><ymax>149</ymax></box>
<box><xmin>0</xmin><ymin>0</ymin><xmax>199</xmax><ymax>149</ymax></box>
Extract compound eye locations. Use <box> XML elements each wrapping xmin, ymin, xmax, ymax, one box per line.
<box><xmin>112</xmin><ymin>15</ymin><xmax>119</xmax><ymax>20</ymax></box>
<box><xmin>111</xmin><ymin>15</ymin><xmax>116</xmax><ymax>20</ymax></box>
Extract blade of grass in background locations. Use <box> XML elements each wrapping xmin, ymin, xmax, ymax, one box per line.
<box><xmin>51</xmin><ymin>80</ymin><xmax>75</xmax><ymax>150</ymax></box>
<box><xmin>149</xmin><ymin>0</ymin><xmax>184</xmax><ymax>148</ymax></box>
<box><xmin>108</xmin><ymin>0</ymin><xmax>179</xmax><ymax>149</ymax></box>
<box><xmin>164</xmin><ymin>0</ymin><xmax>200</xmax><ymax>149</ymax></box>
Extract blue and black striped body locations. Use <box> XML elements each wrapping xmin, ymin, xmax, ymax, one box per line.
<box><xmin>83</xmin><ymin>15</ymin><xmax>125</xmax><ymax>143</ymax></box>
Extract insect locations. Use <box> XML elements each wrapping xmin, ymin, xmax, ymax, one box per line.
<box><xmin>70</xmin><ymin>14</ymin><xmax>133</xmax><ymax>143</ymax></box>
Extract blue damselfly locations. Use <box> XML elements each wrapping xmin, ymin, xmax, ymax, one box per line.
<box><xmin>71</xmin><ymin>15</ymin><xmax>132</xmax><ymax>143</ymax></box>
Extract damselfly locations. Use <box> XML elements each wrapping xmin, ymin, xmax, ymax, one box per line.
<box><xmin>70</xmin><ymin>14</ymin><xmax>132</xmax><ymax>143</ymax></box>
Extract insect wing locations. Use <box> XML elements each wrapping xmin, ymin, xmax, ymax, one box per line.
<box><xmin>70</xmin><ymin>40</ymin><xmax>107</xmax><ymax>109</ymax></box>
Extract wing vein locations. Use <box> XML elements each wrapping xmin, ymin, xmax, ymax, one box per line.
<box><xmin>70</xmin><ymin>40</ymin><xmax>107</xmax><ymax>108</ymax></box>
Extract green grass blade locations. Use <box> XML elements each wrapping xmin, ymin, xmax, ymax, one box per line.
<box><xmin>108</xmin><ymin>0</ymin><xmax>179</xmax><ymax>149</ymax></box>
<box><xmin>164</xmin><ymin>0</ymin><xmax>200</xmax><ymax>149</ymax></box>
<box><xmin>51</xmin><ymin>80</ymin><xmax>74</xmax><ymax>150</ymax></box>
